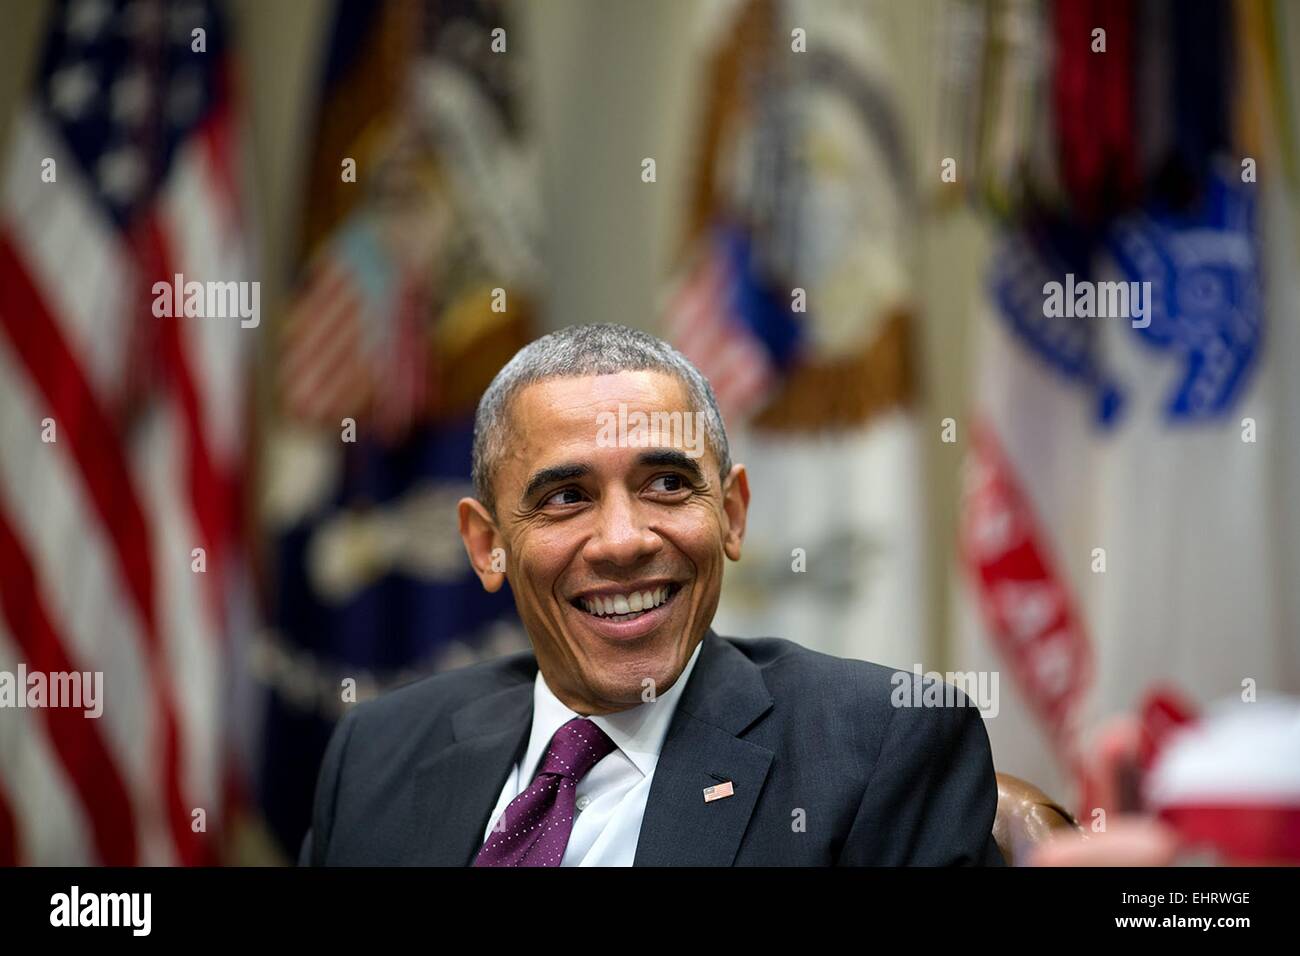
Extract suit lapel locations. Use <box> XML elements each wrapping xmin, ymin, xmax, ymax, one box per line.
<box><xmin>634</xmin><ymin>632</ymin><xmax>775</xmax><ymax>866</ymax></box>
<box><xmin>409</xmin><ymin>677</ymin><xmax>533</xmax><ymax>865</ymax></box>
<box><xmin>408</xmin><ymin>633</ymin><xmax>775</xmax><ymax>866</ymax></box>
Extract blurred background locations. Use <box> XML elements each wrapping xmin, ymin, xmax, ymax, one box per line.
<box><xmin>0</xmin><ymin>0</ymin><xmax>1297</xmax><ymax>864</ymax></box>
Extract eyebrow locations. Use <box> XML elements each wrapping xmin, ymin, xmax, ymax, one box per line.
<box><xmin>519</xmin><ymin>450</ymin><xmax>706</xmax><ymax>506</ymax></box>
<box><xmin>636</xmin><ymin>449</ymin><xmax>705</xmax><ymax>483</ymax></box>
<box><xmin>522</xmin><ymin>463</ymin><xmax>590</xmax><ymax>504</ymax></box>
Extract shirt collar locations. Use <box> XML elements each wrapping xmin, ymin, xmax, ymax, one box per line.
<box><xmin>524</xmin><ymin>639</ymin><xmax>704</xmax><ymax>780</ymax></box>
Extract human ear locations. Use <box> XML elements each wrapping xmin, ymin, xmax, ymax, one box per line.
<box><xmin>720</xmin><ymin>464</ymin><xmax>750</xmax><ymax>561</ymax></box>
<box><xmin>458</xmin><ymin>497</ymin><xmax>507</xmax><ymax>592</ymax></box>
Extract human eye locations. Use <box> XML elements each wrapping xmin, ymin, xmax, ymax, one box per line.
<box><xmin>541</xmin><ymin>486</ymin><xmax>588</xmax><ymax>508</ymax></box>
<box><xmin>645</xmin><ymin>473</ymin><xmax>690</xmax><ymax>495</ymax></box>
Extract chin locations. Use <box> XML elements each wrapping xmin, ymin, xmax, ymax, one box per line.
<box><xmin>583</xmin><ymin>645</ymin><xmax>688</xmax><ymax>705</ymax></box>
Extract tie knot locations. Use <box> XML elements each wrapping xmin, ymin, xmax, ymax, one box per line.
<box><xmin>538</xmin><ymin>717</ymin><xmax>616</xmax><ymax>781</ymax></box>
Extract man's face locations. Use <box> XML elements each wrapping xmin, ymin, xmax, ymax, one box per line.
<box><xmin>459</xmin><ymin>370</ymin><xmax>749</xmax><ymax>715</ymax></box>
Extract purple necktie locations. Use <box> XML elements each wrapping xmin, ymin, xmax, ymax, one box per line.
<box><xmin>474</xmin><ymin>717</ymin><xmax>617</xmax><ymax>866</ymax></box>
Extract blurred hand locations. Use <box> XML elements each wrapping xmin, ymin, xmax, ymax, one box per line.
<box><xmin>1030</xmin><ymin>706</ymin><xmax>1184</xmax><ymax>865</ymax></box>
<box><xmin>1027</xmin><ymin>816</ymin><xmax>1181</xmax><ymax>866</ymax></box>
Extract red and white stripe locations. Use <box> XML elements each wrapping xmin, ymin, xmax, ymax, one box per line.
<box><xmin>665</xmin><ymin>252</ymin><xmax>776</xmax><ymax>427</ymax></box>
<box><xmin>279</xmin><ymin>244</ymin><xmax>430</xmax><ymax>439</ymax></box>
<box><xmin>372</xmin><ymin>277</ymin><xmax>429</xmax><ymax>440</ymax></box>
<box><xmin>279</xmin><ymin>257</ymin><xmax>367</xmax><ymax>425</ymax></box>
<box><xmin>0</xmin><ymin>97</ymin><xmax>247</xmax><ymax>862</ymax></box>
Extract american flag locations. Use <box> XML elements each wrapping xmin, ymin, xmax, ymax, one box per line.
<box><xmin>663</xmin><ymin>230</ymin><xmax>781</xmax><ymax>427</ymax></box>
<box><xmin>277</xmin><ymin>221</ymin><xmax>430</xmax><ymax>442</ymax></box>
<box><xmin>0</xmin><ymin>0</ymin><xmax>248</xmax><ymax>864</ymax></box>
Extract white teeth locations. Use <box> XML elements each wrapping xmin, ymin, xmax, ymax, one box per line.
<box><xmin>580</xmin><ymin>586</ymin><xmax>672</xmax><ymax>617</ymax></box>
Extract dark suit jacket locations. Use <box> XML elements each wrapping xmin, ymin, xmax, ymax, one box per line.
<box><xmin>300</xmin><ymin>631</ymin><xmax>1005</xmax><ymax>865</ymax></box>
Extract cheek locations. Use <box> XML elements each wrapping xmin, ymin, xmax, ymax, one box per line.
<box><xmin>662</xmin><ymin>507</ymin><xmax>727</xmax><ymax>568</ymax></box>
<box><xmin>510</xmin><ymin>528</ymin><xmax>577</xmax><ymax>595</ymax></box>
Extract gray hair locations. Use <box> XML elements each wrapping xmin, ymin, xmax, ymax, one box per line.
<box><xmin>471</xmin><ymin>323</ymin><xmax>732</xmax><ymax>515</ymax></box>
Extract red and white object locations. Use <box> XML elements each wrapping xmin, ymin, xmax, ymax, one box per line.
<box><xmin>1147</xmin><ymin>699</ymin><xmax>1300</xmax><ymax>864</ymax></box>
<box><xmin>0</xmin><ymin>0</ymin><xmax>249</xmax><ymax>865</ymax></box>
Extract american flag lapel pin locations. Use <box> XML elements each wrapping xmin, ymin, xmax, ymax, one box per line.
<box><xmin>703</xmin><ymin>780</ymin><xmax>734</xmax><ymax>803</ymax></box>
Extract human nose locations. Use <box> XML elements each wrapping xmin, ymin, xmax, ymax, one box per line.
<box><xmin>581</xmin><ymin>490</ymin><xmax>663</xmax><ymax>567</ymax></box>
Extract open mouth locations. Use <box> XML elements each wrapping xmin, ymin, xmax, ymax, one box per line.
<box><xmin>570</xmin><ymin>583</ymin><xmax>681</xmax><ymax>623</ymax></box>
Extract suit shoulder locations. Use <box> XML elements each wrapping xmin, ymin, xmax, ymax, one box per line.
<box><xmin>348</xmin><ymin>649</ymin><xmax>536</xmax><ymax>735</ymax></box>
<box><xmin>721</xmin><ymin>634</ymin><xmax>909</xmax><ymax>704</ymax></box>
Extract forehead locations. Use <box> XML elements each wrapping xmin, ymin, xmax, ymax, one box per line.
<box><xmin>511</xmin><ymin>369</ymin><xmax>692</xmax><ymax>437</ymax></box>
<box><xmin>504</xmin><ymin>370</ymin><xmax>702</xmax><ymax>466</ymax></box>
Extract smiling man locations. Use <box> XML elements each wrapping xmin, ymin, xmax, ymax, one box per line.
<box><xmin>300</xmin><ymin>324</ymin><xmax>1004</xmax><ymax>866</ymax></box>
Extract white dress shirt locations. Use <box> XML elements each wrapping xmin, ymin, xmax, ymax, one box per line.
<box><xmin>481</xmin><ymin>640</ymin><xmax>703</xmax><ymax>866</ymax></box>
